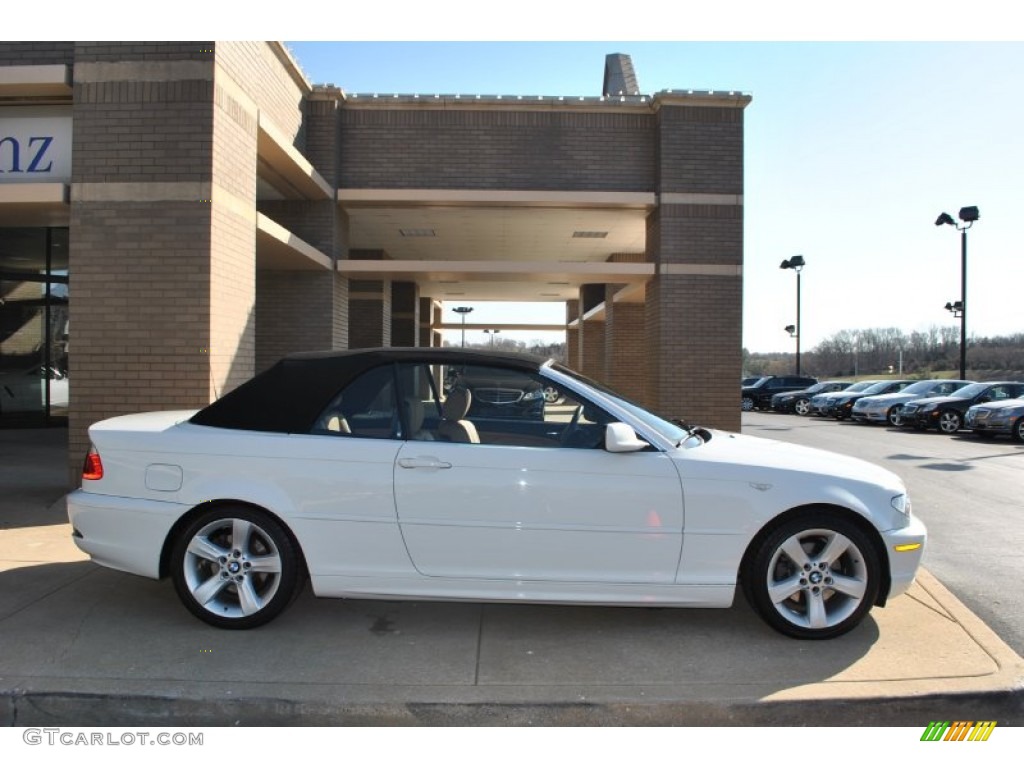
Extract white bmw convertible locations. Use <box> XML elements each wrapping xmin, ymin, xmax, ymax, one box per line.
<box><xmin>67</xmin><ymin>348</ymin><xmax>925</xmax><ymax>639</ymax></box>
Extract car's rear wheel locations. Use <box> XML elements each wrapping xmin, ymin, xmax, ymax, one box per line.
<box><xmin>745</xmin><ymin>513</ymin><xmax>880</xmax><ymax>640</ymax></box>
<box><xmin>741</xmin><ymin>397</ymin><xmax>755</xmax><ymax>412</ymax></box>
<box><xmin>171</xmin><ymin>506</ymin><xmax>302</xmax><ymax>629</ymax></box>
<box><xmin>1014</xmin><ymin>418</ymin><xmax>1024</xmax><ymax>443</ymax></box>
<box><xmin>794</xmin><ymin>398</ymin><xmax>811</xmax><ymax>416</ymax></box>
<box><xmin>887</xmin><ymin>406</ymin><xmax>903</xmax><ymax>427</ymax></box>
<box><xmin>938</xmin><ymin>409</ymin><xmax>962</xmax><ymax>434</ymax></box>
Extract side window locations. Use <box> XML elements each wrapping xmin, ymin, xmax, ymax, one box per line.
<box><xmin>310</xmin><ymin>364</ymin><xmax>398</xmax><ymax>439</ymax></box>
<box><xmin>398</xmin><ymin>362</ymin><xmax>612</xmax><ymax>449</ymax></box>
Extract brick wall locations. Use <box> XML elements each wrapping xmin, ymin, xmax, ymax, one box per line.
<box><xmin>339</xmin><ymin>107</ymin><xmax>655</xmax><ymax>191</ymax></box>
<box><xmin>604</xmin><ymin>291</ymin><xmax>646</xmax><ymax>404</ymax></box>
<box><xmin>657</xmin><ymin>106</ymin><xmax>744</xmax><ymax>194</ymax></box>
<box><xmin>349</xmin><ymin>280</ymin><xmax>391</xmax><ymax>348</ymax></box>
<box><xmin>0</xmin><ymin>42</ymin><xmax>74</xmax><ymax>66</ymax></box>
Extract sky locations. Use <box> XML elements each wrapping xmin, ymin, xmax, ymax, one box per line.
<box><xmin>38</xmin><ymin>2</ymin><xmax>1024</xmax><ymax>352</ymax></box>
<box><xmin>282</xmin><ymin>38</ymin><xmax>1024</xmax><ymax>352</ymax></box>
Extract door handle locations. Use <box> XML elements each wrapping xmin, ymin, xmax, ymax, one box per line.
<box><xmin>398</xmin><ymin>457</ymin><xmax>453</xmax><ymax>470</ymax></box>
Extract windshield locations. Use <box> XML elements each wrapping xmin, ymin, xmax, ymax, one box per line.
<box><xmin>549</xmin><ymin>363</ymin><xmax>688</xmax><ymax>445</ymax></box>
<box><xmin>861</xmin><ymin>381</ymin><xmax>899</xmax><ymax>395</ymax></box>
<box><xmin>899</xmin><ymin>380</ymin><xmax>942</xmax><ymax>395</ymax></box>
<box><xmin>949</xmin><ymin>382</ymin><xmax>986</xmax><ymax>399</ymax></box>
<box><xmin>805</xmin><ymin>381</ymin><xmax>833</xmax><ymax>393</ymax></box>
<box><xmin>842</xmin><ymin>381</ymin><xmax>877</xmax><ymax>393</ymax></box>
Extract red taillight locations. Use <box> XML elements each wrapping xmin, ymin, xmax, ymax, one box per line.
<box><xmin>82</xmin><ymin>446</ymin><xmax>104</xmax><ymax>481</ymax></box>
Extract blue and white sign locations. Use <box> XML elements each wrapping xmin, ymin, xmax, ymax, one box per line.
<box><xmin>0</xmin><ymin>107</ymin><xmax>72</xmax><ymax>183</ymax></box>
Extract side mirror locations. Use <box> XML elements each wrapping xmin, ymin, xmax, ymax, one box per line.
<box><xmin>604</xmin><ymin>422</ymin><xmax>649</xmax><ymax>453</ymax></box>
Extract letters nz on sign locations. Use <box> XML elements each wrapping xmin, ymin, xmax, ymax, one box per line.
<box><xmin>0</xmin><ymin>111</ymin><xmax>72</xmax><ymax>183</ymax></box>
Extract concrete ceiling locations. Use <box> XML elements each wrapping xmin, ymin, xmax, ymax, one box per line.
<box><xmin>345</xmin><ymin>205</ymin><xmax>649</xmax><ymax>302</ymax></box>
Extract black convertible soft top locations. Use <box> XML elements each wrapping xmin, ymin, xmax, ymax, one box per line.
<box><xmin>190</xmin><ymin>347</ymin><xmax>550</xmax><ymax>434</ymax></box>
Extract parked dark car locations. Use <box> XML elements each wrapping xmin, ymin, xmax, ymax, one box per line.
<box><xmin>444</xmin><ymin>364</ymin><xmax>547</xmax><ymax>420</ymax></box>
<box><xmin>771</xmin><ymin>381</ymin><xmax>853</xmax><ymax>415</ymax></box>
<box><xmin>965</xmin><ymin>397</ymin><xmax>1024</xmax><ymax>441</ymax></box>
<box><xmin>812</xmin><ymin>380</ymin><xmax>879</xmax><ymax>417</ymax></box>
<box><xmin>741</xmin><ymin>375</ymin><xmax>818</xmax><ymax>412</ymax></box>
<box><xmin>828</xmin><ymin>380</ymin><xmax>915</xmax><ymax>421</ymax></box>
<box><xmin>899</xmin><ymin>381</ymin><xmax>1024</xmax><ymax>434</ymax></box>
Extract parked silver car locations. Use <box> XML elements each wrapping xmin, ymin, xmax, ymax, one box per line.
<box><xmin>965</xmin><ymin>397</ymin><xmax>1024</xmax><ymax>441</ymax></box>
<box><xmin>851</xmin><ymin>379</ymin><xmax>973</xmax><ymax>426</ymax></box>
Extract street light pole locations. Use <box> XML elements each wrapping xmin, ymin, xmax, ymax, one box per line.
<box><xmin>936</xmin><ymin>207</ymin><xmax>978</xmax><ymax>381</ymax></box>
<box><xmin>452</xmin><ymin>306</ymin><xmax>473</xmax><ymax>347</ymax></box>
<box><xmin>779</xmin><ymin>255</ymin><xmax>806</xmax><ymax>376</ymax></box>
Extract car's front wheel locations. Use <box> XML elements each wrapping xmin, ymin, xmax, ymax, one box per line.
<box><xmin>170</xmin><ymin>506</ymin><xmax>303</xmax><ymax>629</ymax></box>
<box><xmin>794</xmin><ymin>398</ymin><xmax>811</xmax><ymax>416</ymax></box>
<box><xmin>741</xmin><ymin>397</ymin><xmax>755</xmax><ymax>412</ymax></box>
<box><xmin>887</xmin><ymin>405</ymin><xmax>903</xmax><ymax>427</ymax></box>
<box><xmin>542</xmin><ymin>385</ymin><xmax>561</xmax><ymax>404</ymax></box>
<box><xmin>938</xmin><ymin>409</ymin><xmax>962</xmax><ymax>434</ymax></box>
<box><xmin>745</xmin><ymin>513</ymin><xmax>880</xmax><ymax>640</ymax></box>
<box><xmin>1014</xmin><ymin>417</ymin><xmax>1024</xmax><ymax>443</ymax></box>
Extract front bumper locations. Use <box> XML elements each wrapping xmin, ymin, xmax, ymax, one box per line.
<box><xmin>898</xmin><ymin>407</ymin><xmax>939</xmax><ymax>429</ymax></box>
<box><xmin>965</xmin><ymin>409</ymin><xmax>1016</xmax><ymax>435</ymax></box>
<box><xmin>882</xmin><ymin>513</ymin><xmax>928</xmax><ymax>600</ymax></box>
<box><xmin>67</xmin><ymin>489</ymin><xmax>190</xmax><ymax>579</ymax></box>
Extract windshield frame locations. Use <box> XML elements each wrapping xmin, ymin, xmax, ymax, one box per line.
<box><xmin>545</xmin><ymin>362</ymin><xmax>689</xmax><ymax>448</ymax></box>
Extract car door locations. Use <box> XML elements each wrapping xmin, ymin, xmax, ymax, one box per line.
<box><xmin>391</xmin><ymin>362</ymin><xmax>685</xmax><ymax>583</ymax></box>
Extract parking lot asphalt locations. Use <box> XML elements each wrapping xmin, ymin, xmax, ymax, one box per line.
<box><xmin>1</xmin><ymin>427</ymin><xmax>1022</xmax><ymax>726</ymax></box>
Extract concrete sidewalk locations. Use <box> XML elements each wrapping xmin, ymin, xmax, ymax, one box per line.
<box><xmin>2</xmin><ymin>429</ymin><xmax>1022</xmax><ymax>726</ymax></box>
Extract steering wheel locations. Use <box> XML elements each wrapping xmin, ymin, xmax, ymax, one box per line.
<box><xmin>559</xmin><ymin>405</ymin><xmax>582</xmax><ymax>446</ymax></box>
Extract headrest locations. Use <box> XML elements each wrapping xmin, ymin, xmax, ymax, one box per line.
<box><xmin>443</xmin><ymin>388</ymin><xmax>472</xmax><ymax>420</ymax></box>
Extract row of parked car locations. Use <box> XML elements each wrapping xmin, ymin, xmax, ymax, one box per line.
<box><xmin>741</xmin><ymin>375</ymin><xmax>1024</xmax><ymax>442</ymax></box>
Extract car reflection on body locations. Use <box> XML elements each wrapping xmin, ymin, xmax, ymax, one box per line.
<box><xmin>67</xmin><ymin>348</ymin><xmax>926</xmax><ymax>640</ymax></box>
<box><xmin>851</xmin><ymin>379</ymin><xmax>973</xmax><ymax>427</ymax></box>
<box><xmin>965</xmin><ymin>397</ymin><xmax>1024</xmax><ymax>441</ymax></box>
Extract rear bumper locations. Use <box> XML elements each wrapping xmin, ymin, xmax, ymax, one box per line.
<box><xmin>67</xmin><ymin>489</ymin><xmax>190</xmax><ymax>579</ymax></box>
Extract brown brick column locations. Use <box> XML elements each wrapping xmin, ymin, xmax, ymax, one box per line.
<box><xmin>390</xmin><ymin>281</ymin><xmax>420</xmax><ymax>347</ymax></box>
<box><xmin>418</xmin><ymin>297</ymin><xmax>437</xmax><ymax>347</ymax></box>
<box><xmin>604</xmin><ymin>287</ymin><xmax>646</xmax><ymax>404</ymax></box>
<box><xmin>348</xmin><ymin>280</ymin><xmax>392</xmax><ymax>348</ymax></box>
<box><xmin>644</xmin><ymin>99</ymin><xmax>745</xmax><ymax>432</ymax></box>
<box><xmin>565</xmin><ymin>299</ymin><xmax>580</xmax><ymax>370</ymax></box>
<box><xmin>68</xmin><ymin>43</ymin><xmax>222</xmax><ymax>475</ymax></box>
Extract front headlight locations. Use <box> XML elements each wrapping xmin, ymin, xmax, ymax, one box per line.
<box><xmin>521</xmin><ymin>390</ymin><xmax>543</xmax><ymax>402</ymax></box>
<box><xmin>891</xmin><ymin>494</ymin><xmax>911</xmax><ymax>520</ymax></box>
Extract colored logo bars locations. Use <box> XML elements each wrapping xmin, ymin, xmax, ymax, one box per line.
<box><xmin>920</xmin><ymin>721</ymin><xmax>997</xmax><ymax>741</ymax></box>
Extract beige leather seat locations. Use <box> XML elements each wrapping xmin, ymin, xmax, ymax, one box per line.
<box><xmin>404</xmin><ymin>397</ymin><xmax>434</xmax><ymax>441</ymax></box>
<box><xmin>327</xmin><ymin>415</ymin><xmax>352</xmax><ymax>434</ymax></box>
<box><xmin>437</xmin><ymin>388</ymin><xmax>479</xmax><ymax>444</ymax></box>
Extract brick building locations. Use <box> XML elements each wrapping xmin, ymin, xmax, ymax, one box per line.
<box><xmin>0</xmin><ymin>42</ymin><xmax>750</xmax><ymax>467</ymax></box>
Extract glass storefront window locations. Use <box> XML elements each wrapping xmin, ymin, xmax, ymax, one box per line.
<box><xmin>0</xmin><ymin>227</ymin><xmax>69</xmax><ymax>426</ymax></box>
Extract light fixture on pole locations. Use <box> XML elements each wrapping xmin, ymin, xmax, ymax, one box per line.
<box><xmin>483</xmin><ymin>328</ymin><xmax>500</xmax><ymax>347</ymax></box>
<box><xmin>452</xmin><ymin>306</ymin><xmax>473</xmax><ymax>347</ymax></box>
<box><xmin>779</xmin><ymin>255</ymin><xmax>806</xmax><ymax>375</ymax></box>
<box><xmin>935</xmin><ymin>206</ymin><xmax>978</xmax><ymax>380</ymax></box>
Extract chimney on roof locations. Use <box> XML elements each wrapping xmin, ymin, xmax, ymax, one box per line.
<box><xmin>603</xmin><ymin>53</ymin><xmax>639</xmax><ymax>97</ymax></box>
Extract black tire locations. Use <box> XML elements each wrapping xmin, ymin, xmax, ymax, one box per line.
<box><xmin>741</xmin><ymin>397</ymin><xmax>755</xmax><ymax>412</ymax></box>
<box><xmin>1014</xmin><ymin>418</ymin><xmax>1024</xmax><ymax>444</ymax></box>
<box><xmin>938</xmin><ymin>409</ymin><xmax>962</xmax><ymax>435</ymax></box>
<box><xmin>794</xmin><ymin>398</ymin><xmax>811</xmax><ymax>416</ymax></box>
<box><xmin>170</xmin><ymin>506</ymin><xmax>303</xmax><ymax>629</ymax></box>
<box><xmin>745</xmin><ymin>513</ymin><xmax>880</xmax><ymax>640</ymax></box>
